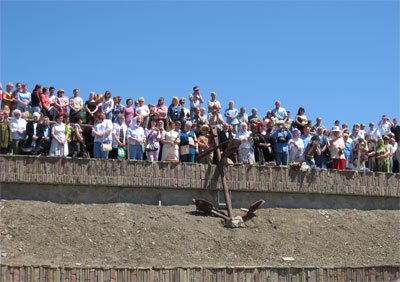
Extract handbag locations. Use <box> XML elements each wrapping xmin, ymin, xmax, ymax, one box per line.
<box><xmin>100</xmin><ymin>143</ymin><xmax>112</xmax><ymax>152</ymax></box>
<box><xmin>180</xmin><ymin>145</ymin><xmax>190</xmax><ymax>155</ymax></box>
<box><xmin>145</xmin><ymin>143</ymin><xmax>159</xmax><ymax>152</ymax></box>
<box><xmin>145</xmin><ymin>129</ymin><xmax>159</xmax><ymax>151</ymax></box>
<box><xmin>118</xmin><ymin>147</ymin><xmax>126</xmax><ymax>159</ymax></box>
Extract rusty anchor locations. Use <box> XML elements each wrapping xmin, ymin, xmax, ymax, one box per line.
<box><xmin>193</xmin><ymin>125</ymin><xmax>265</xmax><ymax>228</ymax></box>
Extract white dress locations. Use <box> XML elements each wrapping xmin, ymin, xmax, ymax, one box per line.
<box><xmin>49</xmin><ymin>122</ymin><xmax>68</xmax><ymax>156</ymax></box>
<box><xmin>236</xmin><ymin>130</ymin><xmax>255</xmax><ymax>164</ymax></box>
<box><xmin>161</xmin><ymin>130</ymin><xmax>180</xmax><ymax>161</ymax></box>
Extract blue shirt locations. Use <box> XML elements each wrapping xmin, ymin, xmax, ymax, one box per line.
<box><xmin>271</xmin><ymin>107</ymin><xmax>287</xmax><ymax>120</ymax></box>
<box><xmin>344</xmin><ymin>140</ymin><xmax>352</xmax><ymax>160</ymax></box>
<box><xmin>302</xmin><ymin>134</ymin><xmax>312</xmax><ymax>149</ymax></box>
<box><xmin>180</xmin><ymin>130</ymin><xmax>196</xmax><ymax>155</ymax></box>
<box><xmin>224</xmin><ymin>107</ymin><xmax>239</xmax><ymax>125</ymax></box>
<box><xmin>17</xmin><ymin>91</ymin><xmax>31</xmax><ymax>111</ymax></box>
<box><xmin>271</xmin><ymin>129</ymin><xmax>293</xmax><ymax>153</ymax></box>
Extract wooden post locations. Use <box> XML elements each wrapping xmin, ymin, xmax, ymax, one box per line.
<box><xmin>211</xmin><ymin>125</ymin><xmax>233</xmax><ymax>218</ymax></box>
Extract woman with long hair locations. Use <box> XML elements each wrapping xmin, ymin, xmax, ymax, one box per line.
<box><xmin>161</xmin><ymin>120</ymin><xmax>180</xmax><ymax>162</ymax></box>
<box><xmin>85</xmin><ymin>92</ymin><xmax>98</xmax><ymax>125</ymax></box>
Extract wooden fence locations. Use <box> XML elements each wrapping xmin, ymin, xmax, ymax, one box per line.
<box><xmin>1</xmin><ymin>265</ymin><xmax>399</xmax><ymax>282</ymax></box>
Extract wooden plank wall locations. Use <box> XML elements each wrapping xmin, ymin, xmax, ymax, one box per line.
<box><xmin>1</xmin><ymin>265</ymin><xmax>399</xmax><ymax>282</ymax></box>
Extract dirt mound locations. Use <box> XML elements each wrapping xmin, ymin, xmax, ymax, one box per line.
<box><xmin>0</xmin><ymin>200</ymin><xmax>399</xmax><ymax>268</ymax></box>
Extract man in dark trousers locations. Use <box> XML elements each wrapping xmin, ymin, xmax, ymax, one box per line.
<box><xmin>36</xmin><ymin>116</ymin><xmax>52</xmax><ymax>155</ymax></box>
<box><xmin>24</xmin><ymin>112</ymin><xmax>41</xmax><ymax>153</ymax></box>
<box><xmin>218</xmin><ymin>123</ymin><xmax>236</xmax><ymax>164</ymax></box>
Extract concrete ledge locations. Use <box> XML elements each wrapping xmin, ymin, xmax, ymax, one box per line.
<box><xmin>1</xmin><ymin>264</ymin><xmax>399</xmax><ymax>281</ymax></box>
<box><xmin>2</xmin><ymin>183</ymin><xmax>399</xmax><ymax>210</ymax></box>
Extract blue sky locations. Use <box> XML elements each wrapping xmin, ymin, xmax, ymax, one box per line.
<box><xmin>1</xmin><ymin>1</ymin><xmax>399</xmax><ymax>128</ymax></box>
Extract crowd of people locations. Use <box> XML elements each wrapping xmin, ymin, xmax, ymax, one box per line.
<box><xmin>0</xmin><ymin>82</ymin><xmax>399</xmax><ymax>173</ymax></box>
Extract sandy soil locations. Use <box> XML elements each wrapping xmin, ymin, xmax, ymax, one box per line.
<box><xmin>0</xmin><ymin>200</ymin><xmax>399</xmax><ymax>268</ymax></box>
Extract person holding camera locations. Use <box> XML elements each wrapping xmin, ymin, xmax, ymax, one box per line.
<box><xmin>304</xmin><ymin>135</ymin><xmax>321</xmax><ymax>168</ymax></box>
<box><xmin>329</xmin><ymin>126</ymin><xmax>346</xmax><ymax>170</ymax></box>
<box><xmin>189</xmin><ymin>85</ymin><xmax>204</xmax><ymax>120</ymax></box>
<box><xmin>378</xmin><ymin>115</ymin><xmax>393</xmax><ymax>136</ymax></box>
<box><xmin>271</xmin><ymin>120</ymin><xmax>293</xmax><ymax>165</ymax></box>
<box><xmin>208</xmin><ymin>104</ymin><xmax>224</xmax><ymax>131</ymax></box>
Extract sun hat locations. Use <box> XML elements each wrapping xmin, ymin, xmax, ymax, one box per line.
<box><xmin>201</xmin><ymin>124</ymin><xmax>209</xmax><ymax>131</ymax></box>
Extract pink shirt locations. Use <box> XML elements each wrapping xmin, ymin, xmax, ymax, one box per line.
<box><xmin>154</xmin><ymin>104</ymin><xmax>167</xmax><ymax>120</ymax></box>
<box><xmin>123</xmin><ymin>106</ymin><xmax>135</xmax><ymax>124</ymax></box>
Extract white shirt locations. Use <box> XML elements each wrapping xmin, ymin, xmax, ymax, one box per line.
<box><xmin>236</xmin><ymin>130</ymin><xmax>252</xmax><ymax>150</ymax></box>
<box><xmin>135</xmin><ymin>105</ymin><xmax>149</xmax><ymax>117</ymax></box>
<box><xmin>207</xmin><ymin>99</ymin><xmax>221</xmax><ymax>113</ymax></box>
<box><xmin>112</xmin><ymin>122</ymin><xmax>127</xmax><ymax>148</ymax></box>
<box><xmin>289</xmin><ymin>138</ymin><xmax>305</xmax><ymax>162</ymax></box>
<box><xmin>102</xmin><ymin>98</ymin><xmax>114</xmax><ymax>115</ymax></box>
<box><xmin>127</xmin><ymin>125</ymin><xmax>145</xmax><ymax>145</ymax></box>
<box><xmin>10</xmin><ymin>118</ymin><xmax>27</xmax><ymax>140</ymax></box>
<box><xmin>69</xmin><ymin>96</ymin><xmax>83</xmax><ymax>111</ymax></box>
<box><xmin>368</xmin><ymin>127</ymin><xmax>381</xmax><ymax>141</ymax></box>
<box><xmin>379</xmin><ymin>121</ymin><xmax>392</xmax><ymax>136</ymax></box>
<box><xmin>93</xmin><ymin>119</ymin><xmax>113</xmax><ymax>142</ymax></box>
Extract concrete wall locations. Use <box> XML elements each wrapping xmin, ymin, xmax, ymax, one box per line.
<box><xmin>1</xmin><ymin>265</ymin><xmax>399</xmax><ymax>282</ymax></box>
<box><xmin>1</xmin><ymin>156</ymin><xmax>399</xmax><ymax>209</ymax></box>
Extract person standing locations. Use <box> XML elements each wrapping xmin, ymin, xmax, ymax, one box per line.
<box><xmin>25</xmin><ymin>112</ymin><xmax>41</xmax><ymax>152</ymax></box>
<box><xmin>288</xmin><ymin>128</ymin><xmax>305</xmax><ymax>163</ymax></box>
<box><xmin>92</xmin><ymin>113</ymin><xmax>112</xmax><ymax>159</ymax></box>
<box><xmin>54</xmin><ymin>89</ymin><xmax>69</xmax><ymax>117</ymax></box>
<box><xmin>248</xmin><ymin>108</ymin><xmax>262</xmax><ymax>133</ymax></box>
<box><xmin>271</xmin><ymin>120</ymin><xmax>293</xmax><ymax>165</ymax></box>
<box><xmin>123</xmin><ymin>98</ymin><xmax>135</xmax><ymax>126</ymax></box>
<box><xmin>161</xmin><ymin>120</ymin><xmax>180</xmax><ymax>162</ymax></box>
<box><xmin>189</xmin><ymin>85</ymin><xmax>204</xmax><ymax>119</ymax></box>
<box><xmin>69</xmin><ymin>88</ymin><xmax>83</xmax><ymax>123</ymax></box>
<box><xmin>374</xmin><ymin>137</ymin><xmax>390</xmax><ymax>172</ymax></box>
<box><xmin>0</xmin><ymin>110</ymin><xmax>12</xmax><ymax>154</ymax></box>
<box><xmin>224</xmin><ymin>100</ymin><xmax>239</xmax><ymax>133</ymax></box>
<box><xmin>135</xmin><ymin>97</ymin><xmax>150</xmax><ymax>128</ymax></box>
<box><xmin>179</xmin><ymin>121</ymin><xmax>197</xmax><ymax>163</ymax></box>
<box><xmin>48</xmin><ymin>87</ymin><xmax>57</xmax><ymax>120</ymax></box>
<box><xmin>207</xmin><ymin>91</ymin><xmax>221</xmax><ymax>114</ymax></box>
<box><xmin>391</xmin><ymin>118</ymin><xmax>400</xmax><ymax>142</ymax></box>
<box><xmin>378</xmin><ymin>115</ymin><xmax>393</xmax><ymax>137</ymax></box>
<box><xmin>16</xmin><ymin>83</ymin><xmax>31</xmax><ymax>113</ymax></box>
<box><xmin>85</xmin><ymin>92</ymin><xmax>98</xmax><ymax>125</ymax></box>
<box><xmin>40</xmin><ymin>87</ymin><xmax>52</xmax><ymax>118</ymax></box>
<box><xmin>153</xmin><ymin>97</ymin><xmax>167</xmax><ymax>127</ymax></box>
<box><xmin>36</xmin><ymin>116</ymin><xmax>52</xmax><ymax>155</ymax></box>
<box><xmin>126</xmin><ymin>116</ymin><xmax>145</xmax><ymax>160</ymax></box>
<box><xmin>30</xmin><ymin>84</ymin><xmax>42</xmax><ymax>114</ymax></box>
<box><xmin>271</xmin><ymin>100</ymin><xmax>288</xmax><ymax>122</ymax></box>
<box><xmin>167</xmin><ymin>96</ymin><xmax>185</xmax><ymax>124</ymax></box>
<box><xmin>9</xmin><ymin>109</ymin><xmax>27</xmax><ymax>155</ymax></box>
<box><xmin>145</xmin><ymin>120</ymin><xmax>161</xmax><ymax>162</ymax></box>
<box><xmin>110</xmin><ymin>114</ymin><xmax>127</xmax><ymax>159</ymax></box>
<box><xmin>236</xmin><ymin>122</ymin><xmax>255</xmax><ymax>164</ymax></box>
<box><xmin>253</xmin><ymin>122</ymin><xmax>274</xmax><ymax>164</ymax></box>
<box><xmin>101</xmin><ymin>90</ymin><xmax>114</xmax><ymax>120</ymax></box>
<box><xmin>1</xmin><ymin>83</ymin><xmax>15</xmax><ymax>111</ymax></box>
<box><xmin>329</xmin><ymin>126</ymin><xmax>346</xmax><ymax>170</ymax></box>
<box><xmin>49</xmin><ymin>114</ymin><xmax>68</xmax><ymax>157</ymax></box>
